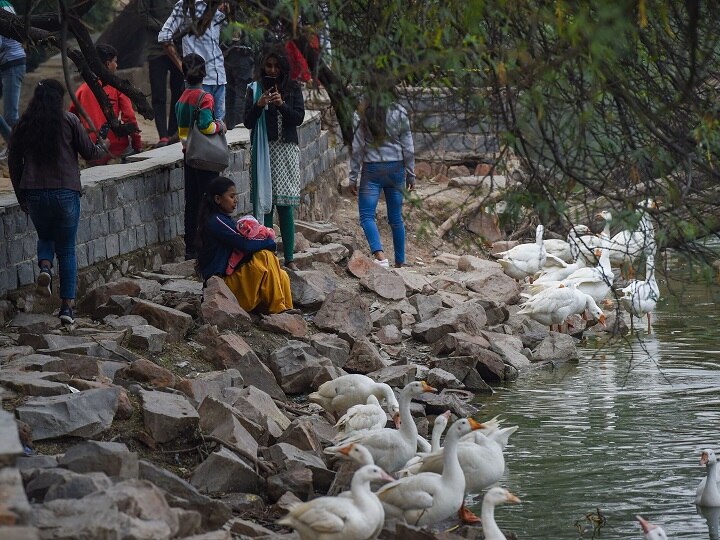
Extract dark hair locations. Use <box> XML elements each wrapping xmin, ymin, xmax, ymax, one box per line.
<box><xmin>359</xmin><ymin>96</ymin><xmax>388</xmax><ymax>146</ymax></box>
<box><xmin>9</xmin><ymin>79</ymin><xmax>66</xmax><ymax>164</ymax></box>
<box><xmin>255</xmin><ymin>45</ymin><xmax>292</xmax><ymax>94</ymax></box>
<box><xmin>182</xmin><ymin>53</ymin><xmax>207</xmax><ymax>85</ymax></box>
<box><xmin>96</xmin><ymin>43</ymin><xmax>118</xmax><ymax>66</ymax></box>
<box><xmin>195</xmin><ymin>176</ymin><xmax>236</xmax><ymax>273</ymax></box>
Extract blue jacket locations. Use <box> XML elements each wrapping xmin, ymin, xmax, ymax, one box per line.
<box><xmin>199</xmin><ymin>212</ymin><xmax>276</xmax><ymax>280</ymax></box>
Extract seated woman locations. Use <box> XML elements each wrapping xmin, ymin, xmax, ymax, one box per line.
<box><xmin>196</xmin><ymin>176</ymin><xmax>293</xmax><ymax>314</ymax></box>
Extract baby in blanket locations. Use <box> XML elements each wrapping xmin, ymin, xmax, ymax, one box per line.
<box><xmin>225</xmin><ymin>215</ymin><xmax>276</xmax><ymax>275</ymax></box>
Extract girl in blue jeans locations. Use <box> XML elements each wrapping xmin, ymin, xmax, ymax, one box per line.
<box><xmin>349</xmin><ymin>97</ymin><xmax>416</xmax><ymax>268</ymax></box>
<box><xmin>9</xmin><ymin>79</ymin><xmax>107</xmax><ymax>324</ymax></box>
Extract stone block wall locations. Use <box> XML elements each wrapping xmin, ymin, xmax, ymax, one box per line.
<box><xmin>0</xmin><ymin>111</ymin><xmax>345</xmax><ymax>298</ymax></box>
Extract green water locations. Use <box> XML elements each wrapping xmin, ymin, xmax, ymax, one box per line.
<box><xmin>470</xmin><ymin>269</ymin><xmax>720</xmax><ymax>538</ymax></box>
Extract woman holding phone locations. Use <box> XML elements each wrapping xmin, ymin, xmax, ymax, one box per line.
<box><xmin>244</xmin><ymin>45</ymin><xmax>305</xmax><ymax>271</ymax></box>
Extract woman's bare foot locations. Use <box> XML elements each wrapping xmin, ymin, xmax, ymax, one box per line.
<box><xmin>285</xmin><ymin>261</ymin><xmax>299</xmax><ymax>271</ymax></box>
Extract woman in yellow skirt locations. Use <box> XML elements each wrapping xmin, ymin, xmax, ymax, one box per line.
<box><xmin>196</xmin><ymin>176</ymin><xmax>292</xmax><ymax>313</ymax></box>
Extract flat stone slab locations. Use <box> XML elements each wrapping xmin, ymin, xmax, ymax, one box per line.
<box><xmin>0</xmin><ymin>370</ymin><xmax>72</xmax><ymax>396</ymax></box>
<box><xmin>129</xmin><ymin>299</ymin><xmax>193</xmax><ymax>342</ymax></box>
<box><xmin>8</xmin><ymin>313</ymin><xmax>62</xmax><ymax>334</ymax></box>
<box><xmin>160</xmin><ymin>279</ymin><xmax>203</xmax><ymax>295</ymax></box>
<box><xmin>141</xmin><ymin>390</ymin><xmax>199</xmax><ymax>444</ymax></box>
<box><xmin>16</xmin><ymin>387</ymin><xmax>120</xmax><ymax>441</ymax></box>
<box><xmin>0</xmin><ymin>409</ymin><xmax>23</xmax><ymax>466</ymax></box>
<box><xmin>294</xmin><ymin>220</ymin><xmax>339</xmax><ymax>242</ymax></box>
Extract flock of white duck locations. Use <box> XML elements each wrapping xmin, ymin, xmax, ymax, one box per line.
<box><xmin>497</xmin><ymin>199</ymin><xmax>661</xmax><ymax>334</ymax></box>
<box><xmin>275</xmin><ymin>373</ymin><xmax>668</xmax><ymax>539</ymax></box>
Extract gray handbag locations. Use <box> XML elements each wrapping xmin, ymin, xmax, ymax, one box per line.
<box><xmin>185</xmin><ymin>91</ymin><xmax>230</xmax><ymax>172</ymax></box>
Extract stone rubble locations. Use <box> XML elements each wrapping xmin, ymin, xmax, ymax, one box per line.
<box><xmin>0</xmin><ymin>218</ymin><xmax>615</xmax><ymax>539</ymax></box>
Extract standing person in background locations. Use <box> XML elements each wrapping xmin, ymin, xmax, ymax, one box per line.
<box><xmin>69</xmin><ymin>43</ymin><xmax>142</xmax><ymax>165</ymax></box>
<box><xmin>137</xmin><ymin>0</ymin><xmax>183</xmax><ymax>147</ymax></box>
<box><xmin>0</xmin><ymin>0</ymin><xmax>26</xmax><ymax>160</ymax></box>
<box><xmin>349</xmin><ymin>90</ymin><xmax>416</xmax><ymax>268</ymax></box>
<box><xmin>244</xmin><ymin>45</ymin><xmax>304</xmax><ymax>271</ymax></box>
<box><xmin>175</xmin><ymin>53</ymin><xmax>226</xmax><ymax>260</ymax></box>
<box><xmin>221</xmin><ymin>24</ymin><xmax>254</xmax><ymax>128</ymax></box>
<box><xmin>158</xmin><ymin>0</ymin><xmax>228</xmax><ymax>121</ymax></box>
<box><xmin>8</xmin><ymin>79</ymin><xmax>108</xmax><ymax>325</ymax></box>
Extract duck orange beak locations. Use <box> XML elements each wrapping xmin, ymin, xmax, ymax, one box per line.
<box><xmin>468</xmin><ymin>418</ymin><xmax>485</xmax><ymax>431</ymax></box>
<box><xmin>599</xmin><ymin>313</ymin><xmax>606</xmax><ymax>327</ymax></box>
<box><xmin>506</xmin><ymin>491</ymin><xmax>521</xmax><ymax>504</ymax></box>
<box><xmin>339</xmin><ymin>444</ymin><xmax>354</xmax><ymax>456</ymax></box>
<box><xmin>421</xmin><ymin>381</ymin><xmax>437</xmax><ymax>393</ymax></box>
<box><xmin>701</xmin><ymin>451</ymin><xmax>709</xmax><ymax>465</ymax></box>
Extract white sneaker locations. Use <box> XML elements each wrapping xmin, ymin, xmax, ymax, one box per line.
<box><xmin>374</xmin><ymin>258</ymin><xmax>390</xmax><ymax>268</ymax></box>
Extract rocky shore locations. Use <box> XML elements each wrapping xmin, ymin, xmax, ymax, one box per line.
<box><xmin>0</xmin><ymin>219</ymin><xmax>623</xmax><ymax>539</ymax></box>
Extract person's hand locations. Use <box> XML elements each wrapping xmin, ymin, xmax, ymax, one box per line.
<box><xmin>406</xmin><ymin>181</ymin><xmax>415</xmax><ymax>192</ymax></box>
<box><xmin>99</xmin><ymin>138</ymin><xmax>111</xmax><ymax>152</ymax></box>
<box><xmin>256</xmin><ymin>91</ymin><xmax>271</xmax><ymax>108</ymax></box>
<box><xmin>269</xmin><ymin>88</ymin><xmax>283</xmax><ymax>107</ymax></box>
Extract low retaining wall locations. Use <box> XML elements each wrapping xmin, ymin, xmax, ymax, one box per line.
<box><xmin>0</xmin><ymin>111</ymin><xmax>345</xmax><ymax>298</ymax></box>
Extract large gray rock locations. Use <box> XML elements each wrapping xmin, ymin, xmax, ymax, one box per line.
<box><xmin>265</xmin><ymin>443</ymin><xmax>334</xmax><ymax>492</ymax></box>
<box><xmin>267</xmin><ymin>341</ymin><xmax>333</xmax><ymax>394</ymax></box>
<box><xmin>129</xmin><ymin>299</ymin><xmax>193</xmax><ymax>342</ymax></box>
<box><xmin>176</xmin><ymin>369</ymin><xmax>243</xmax><ymax>406</ymax></box>
<box><xmin>344</xmin><ymin>339</ymin><xmax>391</xmax><ymax>374</ymax></box>
<box><xmin>0</xmin><ymin>370</ymin><xmax>72</xmax><ymax>397</ymax></box>
<box><xmin>393</xmin><ymin>269</ymin><xmax>436</xmax><ymax>295</ymax></box>
<box><xmin>473</xmin><ymin>348</ymin><xmax>507</xmax><ymax>382</ymax></box>
<box><xmin>77</xmin><ymin>279</ymin><xmax>142</xmax><ymax>315</ymax></box>
<box><xmin>221</xmin><ymin>385</ymin><xmax>291</xmax><ymax>441</ymax></box>
<box><xmin>26</xmin><ymin>468</ymin><xmax>112</xmax><ymax>502</ymax></box>
<box><xmin>160</xmin><ymin>279</ymin><xmax>203</xmax><ymax>296</ymax></box>
<box><xmin>309</xmin><ymin>333</ymin><xmax>350</xmax><ymax>368</ymax></box>
<box><xmin>314</xmin><ymin>289</ymin><xmax>372</xmax><ymax>343</ymax></box>
<box><xmin>209</xmin><ymin>334</ymin><xmax>285</xmax><ymax>400</ymax></box>
<box><xmin>191</xmin><ymin>446</ymin><xmax>263</xmax><ymax>495</ymax></box>
<box><xmin>377</xmin><ymin>324</ymin><xmax>402</xmax><ymax>344</ymax></box>
<box><xmin>200</xmin><ymin>276</ymin><xmax>251</xmax><ymax>330</ymax></box>
<box><xmin>411</xmin><ymin>301</ymin><xmax>488</xmax><ymax>343</ymax></box>
<box><xmin>293</xmin><ymin>243</ymin><xmax>349</xmax><ymax>268</ymax></box>
<box><xmin>141</xmin><ymin>390</ymin><xmax>199</xmax><ymax>444</ymax></box>
<box><xmin>532</xmin><ymin>332</ymin><xmax>579</xmax><ymax>362</ymax></box>
<box><xmin>294</xmin><ymin>220</ymin><xmax>339</xmax><ymax>242</ymax></box>
<box><xmin>260</xmin><ymin>312</ymin><xmax>308</xmax><ymax>338</ymax></box>
<box><xmin>460</xmin><ymin>256</ymin><xmax>521</xmax><ymax>304</ymax></box>
<box><xmin>8</xmin><ymin>313</ymin><xmax>62</xmax><ymax>334</ymax></box>
<box><xmin>128</xmin><ymin>324</ymin><xmax>168</xmax><ymax>353</ymax></box>
<box><xmin>277</xmin><ymin>417</ymin><xmax>323</xmax><ymax>454</ymax></box>
<box><xmin>409</xmin><ymin>293</ymin><xmax>444</xmax><ymax>322</ymax></box>
<box><xmin>288</xmin><ymin>270</ymin><xmax>337</xmax><ymax>308</ymax></box>
<box><xmin>59</xmin><ymin>441</ymin><xmax>138</xmax><ymax>479</ymax></box>
<box><xmin>0</xmin><ymin>409</ymin><xmax>23</xmax><ymax>466</ymax></box>
<box><xmin>0</xmin><ymin>466</ymin><xmax>31</xmax><ymax>524</ymax></box>
<box><xmin>427</xmin><ymin>368</ymin><xmax>464</xmax><ymax>390</ymax></box>
<box><xmin>103</xmin><ymin>314</ymin><xmax>149</xmax><ymax>330</ymax></box>
<box><xmin>432</xmin><ymin>332</ymin><xmax>490</xmax><ymax>356</ymax></box>
<box><xmin>139</xmin><ymin>460</ymin><xmax>232</xmax><ymax>529</ymax></box>
<box><xmin>360</xmin><ymin>267</ymin><xmax>407</xmax><ymax>300</ymax></box>
<box><xmin>429</xmin><ymin>356</ymin><xmax>477</xmax><ymax>382</ymax></box>
<box><xmin>198</xmin><ymin>396</ymin><xmax>258</xmax><ymax>458</ymax></box>
<box><xmin>31</xmin><ymin>479</ymin><xmax>180</xmax><ymax>539</ymax></box>
<box><xmin>16</xmin><ymin>387</ymin><xmax>120</xmax><ymax>441</ymax></box>
<box><xmin>368</xmin><ymin>364</ymin><xmax>416</xmax><ymax>387</ymax></box>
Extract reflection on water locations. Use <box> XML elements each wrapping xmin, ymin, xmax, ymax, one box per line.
<box><xmin>470</xmin><ymin>275</ymin><xmax>720</xmax><ymax>538</ymax></box>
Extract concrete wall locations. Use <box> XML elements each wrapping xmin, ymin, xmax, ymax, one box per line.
<box><xmin>0</xmin><ymin>111</ymin><xmax>345</xmax><ymax>298</ymax></box>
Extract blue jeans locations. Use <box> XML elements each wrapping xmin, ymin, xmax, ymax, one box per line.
<box><xmin>202</xmin><ymin>83</ymin><xmax>226</xmax><ymax>121</ymax></box>
<box><xmin>0</xmin><ymin>62</ymin><xmax>25</xmax><ymax>139</ymax></box>
<box><xmin>358</xmin><ymin>161</ymin><xmax>406</xmax><ymax>264</ymax></box>
<box><xmin>24</xmin><ymin>189</ymin><xmax>80</xmax><ymax>300</ymax></box>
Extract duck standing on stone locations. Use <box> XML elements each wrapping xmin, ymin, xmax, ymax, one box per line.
<box><xmin>309</xmin><ymin>374</ymin><xmax>400</xmax><ymax>421</ymax></box>
<box><xmin>496</xmin><ymin>224</ymin><xmax>547</xmax><ymax>281</ymax></box>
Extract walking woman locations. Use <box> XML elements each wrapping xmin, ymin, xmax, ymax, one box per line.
<box><xmin>197</xmin><ymin>176</ymin><xmax>293</xmax><ymax>314</ymax></box>
<box><xmin>8</xmin><ymin>79</ymin><xmax>107</xmax><ymax>324</ymax></box>
<box><xmin>244</xmin><ymin>45</ymin><xmax>305</xmax><ymax>271</ymax></box>
<box><xmin>349</xmin><ymin>92</ymin><xmax>416</xmax><ymax>268</ymax></box>
<box><xmin>175</xmin><ymin>53</ymin><xmax>227</xmax><ymax>260</ymax></box>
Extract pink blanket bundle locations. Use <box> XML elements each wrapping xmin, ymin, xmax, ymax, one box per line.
<box><xmin>225</xmin><ymin>215</ymin><xmax>276</xmax><ymax>275</ymax></box>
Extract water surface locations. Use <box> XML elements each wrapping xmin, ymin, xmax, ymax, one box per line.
<box><xmin>471</xmin><ymin>269</ymin><xmax>720</xmax><ymax>538</ymax></box>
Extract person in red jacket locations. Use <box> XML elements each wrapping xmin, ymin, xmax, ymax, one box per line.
<box><xmin>69</xmin><ymin>43</ymin><xmax>142</xmax><ymax>165</ymax></box>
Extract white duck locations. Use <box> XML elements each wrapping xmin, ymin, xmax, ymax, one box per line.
<box><xmin>310</xmin><ymin>374</ymin><xmax>400</xmax><ymax>418</ymax></box>
<box><xmin>400</xmin><ymin>411</ymin><xmax>451</xmax><ymax>476</ymax></box>
<box><xmin>620</xmin><ymin>255</ymin><xmax>660</xmax><ymax>333</ymax></box>
<box><xmin>568</xmin><ymin>224</ymin><xmax>596</xmax><ymax>264</ymax></box>
<box><xmin>534</xmin><ymin>253</ymin><xmax>590</xmax><ymax>284</ymax></box>
<box><xmin>636</xmin><ymin>515</ymin><xmax>669</xmax><ymax>540</ymax></box>
<box><xmin>376</xmin><ymin>418</ymin><xmax>484</xmax><ymax>526</ymax></box>
<box><xmin>480</xmin><ymin>487</ymin><xmax>521</xmax><ymax>540</ymax></box>
<box><xmin>497</xmin><ymin>224</ymin><xmax>547</xmax><ymax>280</ymax></box>
<box><xmin>608</xmin><ymin>199</ymin><xmax>657</xmax><ymax>274</ymax></box>
<box><xmin>325</xmin><ymin>381</ymin><xmax>437</xmax><ymax>472</ymax></box>
<box><xmin>696</xmin><ymin>449</ymin><xmax>720</xmax><ymax>507</ymax></box>
<box><xmin>518</xmin><ymin>284</ymin><xmax>606</xmax><ymax>331</ymax></box>
<box><xmin>338</xmin><ymin>443</ymin><xmax>374</xmax><ymax>466</ymax></box>
<box><xmin>334</xmin><ymin>395</ymin><xmax>391</xmax><ymax>440</ymax></box>
<box><xmin>277</xmin><ymin>464</ymin><xmax>394</xmax><ymax>540</ymax></box>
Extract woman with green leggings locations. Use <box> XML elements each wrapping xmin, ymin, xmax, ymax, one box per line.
<box><xmin>244</xmin><ymin>45</ymin><xmax>305</xmax><ymax>271</ymax></box>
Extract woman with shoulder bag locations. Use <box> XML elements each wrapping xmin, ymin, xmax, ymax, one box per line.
<box><xmin>176</xmin><ymin>53</ymin><xmax>227</xmax><ymax>260</ymax></box>
<box><xmin>243</xmin><ymin>45</ymin><xmax>305</xmax><ymax>271</ymax></box>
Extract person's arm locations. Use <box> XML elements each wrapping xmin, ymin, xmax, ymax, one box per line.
<box><xmin>349</xmin><ymin>111</ymin><xmax>363</xmax><ymax>185</ymax></box>
<box><xmin>396</xmin><ymin>106</ymin><xmax>416</xmax><ymax>187</ymax></box>
<box><xmin>158</xmin><ymin>1</ymin><xmax>183</xmax><ymax>72</ymax></box>
<box><xmin>197</xmin><ymin>93</ymin><xmax>223</xmax><ymax>134</ymax></box>
<box><xmin>277</xmin><ymin>85</ymin><xmax>305</xmax><ymax>126</ymax></box>
<box><xmin>118</xmin><ymin>92</ymin><xmax>142</xmax><ymax>151</ymax></box>
<box><xmin>68</xmin><ymin>113</ymin><xmax>107</xmax><ymax>161</ymax></box>
<box><xmin>209</xmin><ymin>214</ymin><xmax>277</xmax><ymax>253</ymax></box>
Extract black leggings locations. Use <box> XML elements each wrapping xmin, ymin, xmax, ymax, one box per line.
<box><xmin>149</xmin><ymin>54</ymin><xmax>184</xmax><ymax>139</ymax></box>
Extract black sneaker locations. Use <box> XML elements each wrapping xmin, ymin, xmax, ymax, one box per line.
<box><xmin>36</xmin><ymin>267</ymin><xmax>52</xmax><ymax>297</ymax></box>
<box><xmin>59</xmin><ymin>305</ymin><xmax>75</xmax><ymax>325</ymax></box>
